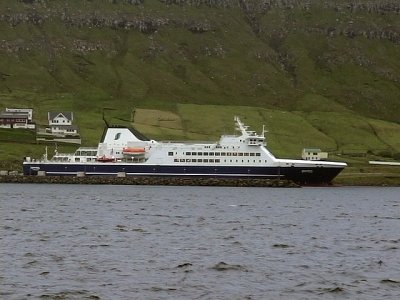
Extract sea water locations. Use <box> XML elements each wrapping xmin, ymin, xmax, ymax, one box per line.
<box><xmin>1</xmin><ymin>184</ymin><xmax>399</xmax><ymax>299</ymax></box>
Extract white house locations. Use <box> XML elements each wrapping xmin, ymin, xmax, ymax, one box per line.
<box><xmin>302</xmin><ymin>148</ymin><xmax>328</xmax><ymax>161</ymax></box>
<box><xmin>47</xmin><ymin>111</ymin><xmax>79</xmax><ymax>136</ymax></box>
<box><xmin>48</xmin><ymin>111</ymin><xmax>73</xmax><ymax>126</ymax></box>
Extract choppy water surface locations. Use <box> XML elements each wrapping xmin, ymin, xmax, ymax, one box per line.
<box><xmin>1</xmin><ymin>184</ymin><xmax>399</xmax><ymax>299</ymax></box>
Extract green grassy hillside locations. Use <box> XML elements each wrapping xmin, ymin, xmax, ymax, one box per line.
<box><xmin>0</xmin><ymin>0</ymin><xmax>399</xmax><ymax>172</ymax></box>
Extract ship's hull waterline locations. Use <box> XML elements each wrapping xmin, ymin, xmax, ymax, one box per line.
<box><xmin>23</xmin><ymin>163</ymin><xmax>344</xmax><ymax>184</ymax></box>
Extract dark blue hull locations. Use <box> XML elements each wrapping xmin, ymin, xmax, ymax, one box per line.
<box><xmin>23</xmin><ymin>162</ymin><xmax>344</xmax><ymax>184</ymax></box>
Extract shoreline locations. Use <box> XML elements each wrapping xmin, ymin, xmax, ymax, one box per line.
<box><xmin>2</xmin><ymin>169</ymin><xmax>400</xmax><ymax>187</ymax></box>
<box><xmin>0</xmin><ymin>175</ymin><xmax>299</xmax><ymax>187</ymax></box>
<box><xmin>1</xmin><ymin>175</ymin><xmax>399</xmax><ymax>187</ymax></box>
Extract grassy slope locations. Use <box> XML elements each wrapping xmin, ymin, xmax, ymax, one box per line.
<box><xmin>0</xmin><ymin>0</ymin><xmax>399</xmax><ymax>179</ymax></box>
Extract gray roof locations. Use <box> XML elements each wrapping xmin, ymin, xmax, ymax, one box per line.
<box><xmin>303</xmin><ymin>148</ymin><xmax>322</xmax><ymax>152</ymax></box>
<box><xmin>48</xmin><ymin>111</ymin><xmax>73</xmax><ymax>121</ymax></box>
<box><xmin>0</xmin><ymin>112</ymin><xmax>29</xmax><ymax>119</ymax></box>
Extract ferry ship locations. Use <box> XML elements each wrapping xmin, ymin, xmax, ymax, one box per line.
<box><xmin>23</xmin><ymin>117</ymin><xmax>346</xmax><ymax>184</ymax></box>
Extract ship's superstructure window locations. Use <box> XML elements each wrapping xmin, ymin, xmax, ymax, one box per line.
<box><xmin>172</xmin><ymin>157</ymin><xmax>222</xmax><ymax>163</ymax></box>
<box><xmin>75</xmin><ymin>150</ymin><xmax>97</xmax><ymax>156</ymax></box>
<box><xmin>170</xmin><ymin>151</ymin><xmax>263</xmax><ymax>158</ymax></box>
<box><xmin>170</xmin><ymin>149</ymin><xmax>264</xmax><ymax>164</ymax></box>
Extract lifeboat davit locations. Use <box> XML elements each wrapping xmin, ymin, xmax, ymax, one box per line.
<box><xmin>122</xmin><ymin>147</ymin><xmax>145</xmax><ymax>156</ymax></box>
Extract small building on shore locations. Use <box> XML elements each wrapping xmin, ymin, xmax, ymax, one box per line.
<box><xmin>47</xmin><ymin>112</ymin><xmax>77</xmax><ymax>134</ymax></box>
<box><xmin>0</xmin><ymin>108</ymin><xmax>35</xmax><ymax>129</ymax></box>
<box><xmin>302</xmin><ymin>148</ymin><xmax>328</xmax><ymax>161</ymax></box>
<box><xmin>36</xmin><ymin>111</ymin><xmax>81</xmax><ymax>144</ymax></box>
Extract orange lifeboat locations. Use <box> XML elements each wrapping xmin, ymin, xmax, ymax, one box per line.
<box><xmin>122</xmin><ymin>147</ymin><xmax>145</xmax><ymax>155</ymax></box>
<box><xmin>96</xmin><ymin>155</ymin><xmax>115</xmax><ymax>162</ymax></box>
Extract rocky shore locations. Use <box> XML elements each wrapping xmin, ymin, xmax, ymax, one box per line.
<box><xmin>0</xmin><ymin>175</ymin><xmax>298</xmax><ymax>187</ymax></box>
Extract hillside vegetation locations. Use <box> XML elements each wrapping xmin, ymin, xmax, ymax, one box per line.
<box><xmin>0</xmin><ymin>0</ymin><xmax>399</xmax><ymax>170</ymax></box>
